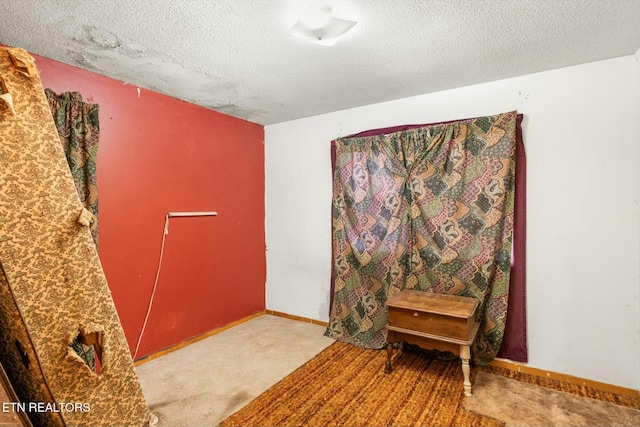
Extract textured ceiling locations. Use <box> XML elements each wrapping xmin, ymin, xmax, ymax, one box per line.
<box><xmin>1</xmin><ymin>0</ymin><xmax>640</xmax><ymax>125</ymax></box>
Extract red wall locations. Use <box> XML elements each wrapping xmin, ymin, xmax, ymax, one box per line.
<box><xmin>30</xmin><ymin>51</ymin><xmax>266</xmax><ymax>358</ymax></box>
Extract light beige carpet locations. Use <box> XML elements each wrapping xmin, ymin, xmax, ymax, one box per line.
<box><xmin>137</xmin><ymin>314</ymin><xmax>640</xmax><ymax>427</ymax></box>
<box><xmin>465</xmin><ymin>371</ymin><xmax>640</xmax><ymax>427</ymax></box>
<box><xmin>136</xmin><ymin>315</ymin><xmax>334</xmax><ymax>427</ymax></box>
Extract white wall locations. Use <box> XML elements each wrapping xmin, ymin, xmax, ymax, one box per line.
<box><xmin>635</xmin><ymin>46</ymin><xmax>640</xmax><ymax>392</ymax></box>
<box><xmin>265</xmin><ymin>55</ymin><xmax>640</xmax><ymax>390</ymax></box>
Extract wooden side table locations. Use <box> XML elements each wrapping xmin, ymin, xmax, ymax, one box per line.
<box><xmin>384</xmin><ymin>290</ymin><xmax>480</xmax><ymax>396</ymax></box>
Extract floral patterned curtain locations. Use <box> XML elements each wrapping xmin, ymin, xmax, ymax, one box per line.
<box><xmin>45</xmin><ymin>89</ymin><xmax>100</xmax><ymax>247</ymax></box>
<box><xmin>324</xmin><ymin>111</ymin><xmax>517</xmax><ymax>364</ymax></box>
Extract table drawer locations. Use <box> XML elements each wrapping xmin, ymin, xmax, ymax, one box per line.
<box><xmin>387</xmin><ymin>306</ymin><xmax>472</xmax><ymax>341</ymax></box>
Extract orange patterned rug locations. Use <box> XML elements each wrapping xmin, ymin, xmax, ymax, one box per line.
<box><xmin>220</xmin><ymin>341</ymin><xmax>502</xmax><ymax>427</ymax></box>
<box><xmin>220</xmin><ymin>341</ymin><xmax>640</xmax><ymax>427</ymax></box>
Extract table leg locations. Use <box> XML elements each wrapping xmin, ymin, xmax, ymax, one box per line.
<box><xmin>385</xmin><ymin>342</ymin><xmax>393</xmax><ymax>373</ymax></box>
<box><xmin>460</xmin><ymin>344</ymin><xmax>472</xmax><ymax>396</ymax></box>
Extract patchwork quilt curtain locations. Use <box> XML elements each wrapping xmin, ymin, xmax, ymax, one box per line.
<box><xmin>324</xmin><ymin>111</ymin><xmax>517</xmax><ymax>364</ymax></box>
<box><xmin>45</xmin><ymin>89</ymin><xmax>100</xmax><ymax>247</ymax></box>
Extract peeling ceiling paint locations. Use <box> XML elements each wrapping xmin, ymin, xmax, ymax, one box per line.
<box><xmin>1</xmin><ymin>0</ymin><xmax>639</xmax><ymax>125</ymax></box>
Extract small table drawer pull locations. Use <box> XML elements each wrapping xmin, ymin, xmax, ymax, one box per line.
<box><xmin>413</xmin><ymin>312</ymin><xmax>419</xmax><ymax>317</ymax></box>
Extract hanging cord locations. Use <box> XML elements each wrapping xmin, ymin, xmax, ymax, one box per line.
<box><xmin>133</xmin><ymin>214</ymin><xmax>170</xmax><ymax>360</ymax></box>
<box><xmin>132</xmin><ymin>211</ymin><xmax>217</xmax><ymax>360</ymax></box>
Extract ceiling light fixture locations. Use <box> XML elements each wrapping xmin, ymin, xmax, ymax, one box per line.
<box><xmin>288</xmin><ymin>4</ymin><xmax>357</xmax><ymax>46</ymax></box>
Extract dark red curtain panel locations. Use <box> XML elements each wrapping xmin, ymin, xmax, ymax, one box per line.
<box><xmin>329</xmin><ymin>114</ymin><xmax>527</xmax><ymax>362</ymax></box>
<box><xmin>496</xmin><ymin>114</ymin><xmax>527</xmax><ymax>362</ymax></box>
